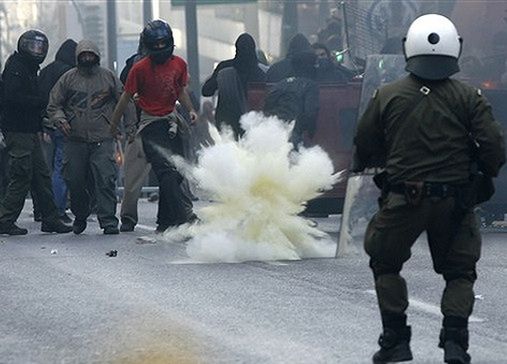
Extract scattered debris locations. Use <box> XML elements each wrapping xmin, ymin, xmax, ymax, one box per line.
<box><xmin>105</xmin><ymin>250</ymin><xmax>118</xmax><ymax>257</ymax></box>
<box><xmin>50</xmin><ymin>249</ymin><xmax>58</xmax><ymax>255</ymax></box>
<box><xmin>491</xmin><ymin>221</ymin><xmax>507</xmax><ymax>228</ymax></box>
<box><xmin>307</xmin><ymin>219</ymin><xmax>319</xmax><ymax>228</ymax></box>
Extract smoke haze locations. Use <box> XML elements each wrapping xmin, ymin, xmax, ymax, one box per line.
<box><xmin>165</xmin><ymin>112</ymin><xmax>342</xmax><ymax>263</ymax></box>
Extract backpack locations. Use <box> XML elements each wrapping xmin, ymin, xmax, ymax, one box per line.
<box><xmin>263</xmin><ymin>77</ymin><xmax>305</xmax><ymax>122</ymax></box>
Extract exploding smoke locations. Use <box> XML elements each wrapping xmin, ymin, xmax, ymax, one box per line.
<box><xmin>166</xmin><ymin>112</ymin><xmax>343</xmax><ymax>263</ymax></box>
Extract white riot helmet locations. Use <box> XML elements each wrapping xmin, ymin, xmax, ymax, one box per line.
<box><xmin>403</xmin><ymin>14</ymin><xmax>463</xmax><ymax>80</ymax></box>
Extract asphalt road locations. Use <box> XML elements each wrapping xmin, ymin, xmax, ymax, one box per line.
<box><xmin>0</xmin><ymin>200</ymin><xmax>506</xmax><ymax>364</ymax></box>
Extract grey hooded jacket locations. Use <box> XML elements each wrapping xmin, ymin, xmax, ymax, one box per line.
<box><xmin>47</xmin><ymin>40</ymin><xmax>134</xmax><ymax>142</ymax></box>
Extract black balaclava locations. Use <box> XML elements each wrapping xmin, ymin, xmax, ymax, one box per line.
<box><xmin>233</xmin><ymin>33</ymin><xmax>259</xmax><ymax>76</ymax></box>
<box><xmin>150</xmin><ymin>46</ymin><xmax>173</xmax><ymax>64</ymax></box>
<box><xmin>55</xmin><ymin>39</ymin><xmax>78</xmax><ymax>67</ymax></box>
<box><xmin>78</xmin><ymin>54</ymin><xmax>99</xmax><ymax>68</ymax></box>
<box><xmin>313</xmin><ymin>44</ymin><xmax>334</xmax><ymax>71</ymax></box>
<box><xmin>286</xmin><ymin>33</ymin><xmax>311</xmax><ymax>57</ymax></box>
<box><xmin>76</xmin><ymin>40</ymin><xmax>100</xmax><ymax>75</ymax></box>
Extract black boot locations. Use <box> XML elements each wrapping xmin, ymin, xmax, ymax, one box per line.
<box><xmin>439</xmin><ymin>327</ymin><xmax>471</xmax><ymax>364</ymax></box>
<box><xmin>41</xmin><ymin>220</ymin><xmax>73</xmax><ymax>234</ymax></box>
<box><xmin>72</xmin><ymin>219</ymin><xmax>87</xmax><ymax>235</ymax></box>
<box><xmin>103</xmin><ymin>226</ymin><xmax>119</xmax><ymax>235</ymax></box>
<box><xmin>0</xmin><ymin>223</ymin><xmax>28</xmax><ymax>235</ymax></box>
<box><xmin>373</xmin><ymin>326</ymin><xmax>413</xmax><ymax>363</ymax></box>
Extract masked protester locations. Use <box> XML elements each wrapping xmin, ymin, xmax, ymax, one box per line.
<box><xmin>110</xmin><ymin>19</ymin><xmax>198</xmax><ymax>233</ymax></box>
<box><xmin>354</xmin><ymin>14</ymin><xmax>505</xmax><ymax>364</ymax></box>
<box><xmin>311</xmin><ymin>42</ymin><xmax>351</xmax><ymax>83</ymax></box>
<box><xmin>266</xmin><ymin>33</ymin><xmax>312</xmax><ymax>83</ymax></box>
<box><xmin>263</xmin><ymin>51</ymin><xmax>319</xmax><ymax>148</ymax></box>
<box><xmin>0</xmin><ymin>30</ymin><xmax>72</xmax><ymax>235</ymax></box>
<box><xmin>38</xmin><ymin>39</ymin><xmax>77</xmax><ymax>224</ymax></box>
<box><xmin>202</xmin><ymin>33</ymin><xmax>266</xmax><ymax>139</ymax></box>
<box><xmin>47</xmin><ymin>40</ymin><xmax>134</xmax><ymax>235</ymax></box>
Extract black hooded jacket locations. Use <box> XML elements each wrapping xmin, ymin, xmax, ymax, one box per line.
<box><xmin>264</xmin><ymin>51</ymin><xmax>319</xmax><ymax>139</ymax></box>
<box><xmin>266</xmin><ymin>33</ymin><xmax>312</xmax><ymax>83</ymax></box>
<box><xmin>39</xmin><ymin>39</ymin><xmax>77</xmax><ymax>105</ymax></box>
<box><xmin>1</xmin><ymin>52</ymin><xmax>45</xmax><ymax>133</ymax></box>
<box><xmin>201</xmin><ymin>33</ymin><xmax>265</xmax><ymax>97</ymax></box>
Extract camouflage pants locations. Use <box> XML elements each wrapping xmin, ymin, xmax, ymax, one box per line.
<box><xmin>364</xmin><ymin>192</ymin><xmax>481</xmax><ymax>320</ymax></box>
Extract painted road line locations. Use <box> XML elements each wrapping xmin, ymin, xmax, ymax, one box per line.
<box><xmin>365</xmin><ymin>290</ymin><xmax>485</xmax><ymax>323</ymax></box>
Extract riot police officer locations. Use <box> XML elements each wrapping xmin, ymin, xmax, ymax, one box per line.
<box><xmin>354</xmin><ymin>14</ymin><xmax>505</xmax><ymax>363</ymax></box>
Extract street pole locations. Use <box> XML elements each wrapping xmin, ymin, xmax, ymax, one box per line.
<box><xmin>185</xmin><ymin>0</ymin><xmax>200</xmax><ymax>104</ymax></box>
<box><xmin>106</xmin><ymin>0</ymin><xmax>117</xmax><ymax>71</ymax></box>
<box><xmin>143</xmin><ymin>0</ymin><xmax>153</xmax><ymax>25</ymax></box>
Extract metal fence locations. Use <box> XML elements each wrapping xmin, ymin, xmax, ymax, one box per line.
<box><xmin>339</xmin><ymin>0</ymin><xmax>388</xmax><ymax>61</ymax></box>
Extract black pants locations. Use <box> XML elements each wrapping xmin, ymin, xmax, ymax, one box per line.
<box><xmin>0</xmin><ymin>132</ymin><xmax>59</xmax><ymax>225</ymax></box>
<box><xmin>140</xmin><ymin>120</ymin><xmax>193</xmax><ymax>227</ymax></box>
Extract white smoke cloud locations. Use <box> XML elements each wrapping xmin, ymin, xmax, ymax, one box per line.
<box><xmin>165</xmin><ymin>112</ymin><xmax>343</xmax><ymax>263</ymax></box>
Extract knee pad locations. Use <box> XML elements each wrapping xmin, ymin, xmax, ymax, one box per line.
<box><xmin>371</xmin><ymin>260</ymin><xmax>402</xmax><ymax>279</ymax></box>
<box><xmin>443</xmin><ymin>269</ymin><xmax>477</xmax><ymax>284</ymax></box>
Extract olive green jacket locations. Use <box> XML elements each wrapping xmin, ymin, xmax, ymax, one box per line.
<box><xmin>47</xmin><ymin>41</ymin><xmax>135</xmax><ymax>143</ymax></box>
<box><xmin>354</xmin><ymin>74</ymin><xmax>505</xmax><ymax>184</ymax></box>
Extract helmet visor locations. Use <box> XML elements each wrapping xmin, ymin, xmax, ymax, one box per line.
<box><xmin>21</xmin><ymin>37</ymin><xmax>48</xmax><ymax>58</ymax></box>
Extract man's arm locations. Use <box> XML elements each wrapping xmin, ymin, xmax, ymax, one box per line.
<box><xmin>47</xmin><ymin>76</ymin><xmax>71</xmax><ymax>137</ymax></box>
<box><xmin>201</xmin><ymin>62</ymin><xmax>226</xmax><ymax>97</ymax></box>
<box><xmin>470</xmin><ymin>92</ymin><xmax>506</xmax><ymax>177</ymax></box>
<box><xmin>110</xmin><ymin>91</ymin><xmax>133</xmax><ymax>137</ymax></box>
<box><xmin>178</xmin><ymin>86</ymin><xmax>198</xmax><ymax>123</ymax></box>
<box><xmin>112</xmin><ymin>74</ymin><xmax>137</xmax><ymax>138</ymax></box>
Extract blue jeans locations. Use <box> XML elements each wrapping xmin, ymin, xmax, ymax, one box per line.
<box><xmin>51</xmin><ymin>131</ymin><xmax>68</xmax><ymax>216</ymax></box>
